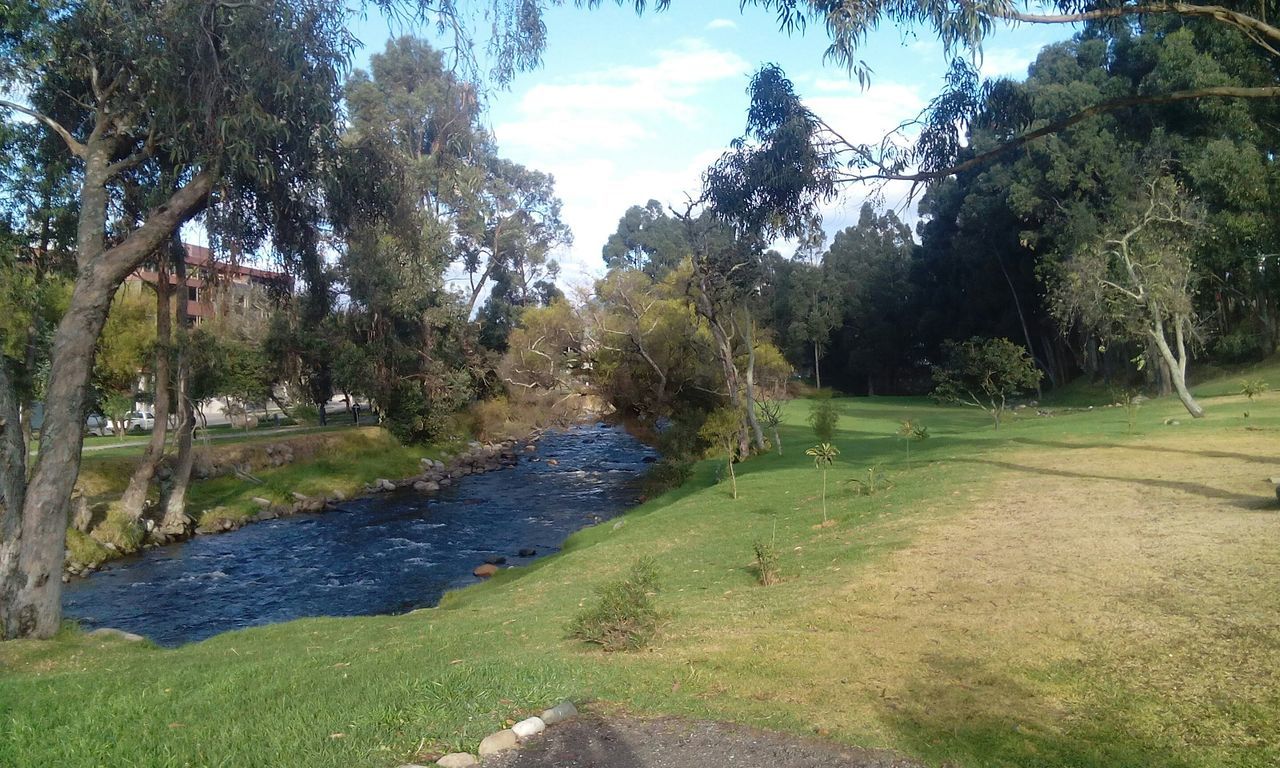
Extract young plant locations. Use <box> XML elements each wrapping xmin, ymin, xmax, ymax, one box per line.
<box><xmin>848</xmin><ymin>464</ymin><xmax>893</xmax><ymax>496</ymax></box>
<box><xmin>700</xmin><ymin>407</ymin><xmax>744</xmax><ymax>499</ymax></box>
<box><xmin>756</xmin><ymin>398</ymin><xmax>784</xmax><ymax>455</ymax></box>
<box><xmin>1113</xmin><ymin>387</ymin><xmax>1144</xmax><ymax>434</ymax></box>
<box><xmin>568</xmin><ymin>558</ymin><xmax>661</xmax><ymax>652</ymax></box>
<box><xmin>805</xmin><ymin>442</ymin><xmax>840</xmax><ymax>524</ymax></box>
<box><xmin>753</xmin><ymin>540</ymin><xmax>780</xmax><ymax>586</ymax></box>
<box><xmin>897</xmin><ymin>419</ymin><xmax>929</xmax><ymax>463</ymax></box>
<box><xmin>808</xmin><ymin>391</ymin><xmax>839</xmax><ymax>443</ymax></box>
<box><xmin>1241</xmin><ymin>379</ymin><xmax>1269</xmax><ymax>401</ymax></box>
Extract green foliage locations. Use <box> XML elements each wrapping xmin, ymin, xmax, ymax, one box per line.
<box><xmin>700</xmin><ymin>406</ymin><xmax>744</xmax><ymax>499</ymax></box>
<box><xmin>848</xmin><ymin>464</ymin><xmax>893</xmax><ymax>497</ymax></box>
<box><xmin>100</xmin><ymin>391</ymin><xmax>133</xmax><ymax>438</ymax></box>
<box><xmin>752</xmin><ymin>540</ymin><xmax>780</xmax><ymax>586</ymax></box>
<box><xmin>898</xmin><ymin>419</ymin><xmax>929</xmax><ymax>461</ymax></box>
<box><xmin>808</xmin><ymin>392</ymin><xmax>839</xmax><ymax>443</ymax></box>
<box><xmin>932</xmin><ymin>337</ymin><xmax>1041</xmax><ymax>429</ymax></box>
<box><xmin>640</xmin><ymin>457</ymin><xmax>694</xmax><ymax>499</ymax></box>
<box><xmin>568</xmin><ymin>558</ymin><xmax>661</xmax><ymax>652</ymax></box>
<box><xmin>756</xmin><ymin>398</ymin><xmax>785</xmax><ymax>455</ymax></box>
<box><xmin>805</xmin><ymin>442</ymin><xmax>840</xmax><ymax>523</ymax></box>
<box><xmin>1241</xmin><ymin>379</ymin><xmax>1269</xmax><ymax>401</ymax></box>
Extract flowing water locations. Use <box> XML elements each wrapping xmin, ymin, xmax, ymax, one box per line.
<box><xmin>63</xmin><ymin>422</ymin><xmax>656</xmax><ymax>646</ymax></box>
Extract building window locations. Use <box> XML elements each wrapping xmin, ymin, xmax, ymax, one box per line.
<box><xmin>188</xmin><ymin>286</ymin><xmax>198</xmax><ymax>302</ymax></box>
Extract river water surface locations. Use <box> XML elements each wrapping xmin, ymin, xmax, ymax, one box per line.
<box><xmin>63</xmin><ymin>423</ymin><xmax>655</xmax><ymax>646</ymax></box>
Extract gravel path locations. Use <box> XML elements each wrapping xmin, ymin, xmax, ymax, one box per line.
<box><xmin>483</xmin><ymin>715</ymin><xmax>924</xmax><ymax>768</ymax></box>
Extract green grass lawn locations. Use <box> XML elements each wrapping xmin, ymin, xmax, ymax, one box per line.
<box><xmin>2</xmin><ymin>363</ymin><xmax>1278</xmax><ymax>768</ymax></box>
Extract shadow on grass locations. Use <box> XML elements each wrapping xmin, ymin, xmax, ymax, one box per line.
<box><xmin>951</xmin><ymin>457</ymin><xmax>1275</xmax><ymax>510</ymax></box>
<box><xmin>1008</xmin><ymin>437</ymin><xmax>1278</xmax><ymax>465</ymax></box>
<box><xmin>882</xmin><ymin>655</ymin><xmax>1198</xmax><ymax>768</ymax></box>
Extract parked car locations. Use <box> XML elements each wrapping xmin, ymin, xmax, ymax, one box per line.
<box><xmin>125</xmin><ymin>411</ymin><xmax>155</xmax><ymax>433</ymax></box>
<box><xmin>84</xmin><ymin>414</ymin><xmax>115</xmax><ymax>437</ymax></box>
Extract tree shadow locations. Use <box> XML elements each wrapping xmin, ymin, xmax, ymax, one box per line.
<box><xmin>880</xmin><ymin>654</ymin><xmax>1200</xmax><ymax>768</ymax></box>
<box><xmin>1008</xmin><ymin>436</ymin><xmax>1277</xmax><ymax>465</ymax></box>
<box><xmin>951</xmin><ymin>457</ymin><xmax>1275</xmax><ymax>511</ymax></box>
<box><xmin>489</xmin><ymin>718</ymin><xmax>650</xmax><ymax>768</ymax></box>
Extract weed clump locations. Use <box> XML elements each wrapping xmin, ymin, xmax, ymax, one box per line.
<box><xmin>569</xmin><ymin>558</ymin><xmax>661</xmax><ymax>651</ymax></box>
<box><xmin>753</xmin><ymin>540</ymin><xmax>780</xmax><ymax>586</ymax></box>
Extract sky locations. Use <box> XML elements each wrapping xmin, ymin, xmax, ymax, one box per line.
<box><xmin>347</xmin><ymin>3</ymin><xmax>1075</xmax><ymax>295</ymax></box>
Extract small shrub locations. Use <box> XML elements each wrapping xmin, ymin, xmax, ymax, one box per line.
<box><xmin>1113</xmin><ymin>387</ymin><xmax>1145</xmax><ymax>434</ymax></box>
<box><xmin>753</xmin><ymin>540</ymin><xmax>780</xmax><ymax>586</ymax></box>
<box><xmin>641</xmin><ymin>457</ymin><xmax>693</xmax><ymax>498</ymax></box>
<box><xmin>700</xmin><ymin>407</ymin><xmax>744</xmax><ymax>499</ymax></box>
<box><xmin>897</xmin><ymin>420</ymin><xmax>929</xmax><ymax>462</ymax></box>
<box><xmin>848</xmin><ymin>464</ymin><xmax>893</xmax><ymax>496</ymax></box>
<box><xmin>569</xmin><ymin>558</ymin><xmax>661</xmax><ymax>652</ymax></box>
<box><xmin>808</xmin><ymin>392</ymin><xmax>839</xmax><ymax>443</ymax></box>
<box><xmin>1241</xmin><ymin>379</ymin><xmax>1269</xmax><ymax>401</ymax></box>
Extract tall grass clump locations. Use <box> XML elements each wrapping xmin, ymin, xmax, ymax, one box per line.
<box><xmin>569</xmin><ymin>558</ymin><xmax>661</xmax><ymax>651</ymax></box>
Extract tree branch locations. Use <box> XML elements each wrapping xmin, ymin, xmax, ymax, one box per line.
<box><xmin>0</xmin><ymin>99</ymin><xmax>86</xmax><ymax>158</ymax></box>
<box><xmin>833</xmin><ymin>86</ymin><xmax>1280</xmax><ymax>184</ymax></box>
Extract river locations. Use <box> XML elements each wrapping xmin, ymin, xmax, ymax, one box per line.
<box><xmin>62</xmin><ymin>422</ymin><xmax>656</xmax><ymax>646</ymax></box>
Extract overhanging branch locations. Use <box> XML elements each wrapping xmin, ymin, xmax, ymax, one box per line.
<box><xmin>834</xmin><ymin>85</ymin><xmax>1280</xmax><ymax>184</ymax></box>
<box><xmin>0</xmin><ymin>99</ymin><xmax>86</xmax><ymax>158</ymax></box>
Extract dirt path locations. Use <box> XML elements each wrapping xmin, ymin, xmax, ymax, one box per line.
<box><xmin>484</xmin><ymin>714</ymin><xmax>924</xmax><ymax>768</ymax></box>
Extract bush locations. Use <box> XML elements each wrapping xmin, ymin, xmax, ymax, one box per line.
<box><xmin>809</xmin><ymin>391</ymin><xmax>839</xmax><ymax>443</ymax></box>
<box><xmin>753</xmin><ymin>540</ymin><xmax>780</xmax><ymax>586</ymax></box>
<box><xmin>569</xmin><ymin>558</ymin><xmax>661</xmax><ymax>651</ymax></box>
<box><xmin>641</xmin><ymin>457</ymin><xmax>693</xmax><ymax>498</ymax></box>
<box><xmin>1211</xmin><ymin>326</ymin><xmax>1268</xmax><ymax>365</ymax></box>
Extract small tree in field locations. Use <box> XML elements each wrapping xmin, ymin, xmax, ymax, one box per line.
<box><xmin>932</xmin><ymin>337</ymin><xmax>1041</xmax><ymax>429</ymax></box>
<box><xmin>809</xmin><ymin>392</ymin><xmax>839</xmax><ymax>443</ymax></box>
<box><xmin>700</xmin><ymin>407</ymin><xmax>743</xmax><ymax>499</ymax></box>
<box><xmin>805</xmin><ymin>442</ymin><xmax>839</xmax><ymax>524</ymax></box>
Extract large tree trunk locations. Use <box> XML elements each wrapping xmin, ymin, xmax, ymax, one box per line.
<box><xmin>118</xmin><ymin>238</ymin><xmax>177</xmax><ymax>521</ymax></box>
<box><xmin>0</xmin><ymin>358</ymin><xmax>30</xmax><ymax>637</ymax></box>
<box><xmin>0</xmin><ymin>159</ymin><xmax>212</xmax><ymax>639</ymax></box>
<box><xmin>161</xmin><ymin>254</ymin><xmax>197</xmax><ymax>536</ymax></box>
<box><xmin>1150</xmin><ymin>314</ymin><xmax>1204</xmax><ymax>418</ymax></box>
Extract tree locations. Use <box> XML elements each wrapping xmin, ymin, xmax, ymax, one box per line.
<box><xmin>700</xmin><ymin>407</ymin><xmax>744</xmax><ymax>499</ymax></box>
<box><xmin>932</xmin><ymin>337</ymin><xmax>1042</xmax><ymax>428</ymax></box>
<box><xmin>1053</xmin><ymin>175</ymin><xmax>1207</xmax><ymax>417</ymax></box>
<box><xmin>2</xmin><ymin>0</ymin><xmax>364</xmax><ymax>639</ymax></box>
<box><xmin>808</xmin><ymin>392</ymin><xmax>839</xmax><ymax>443</ymax></box>
<box><xmin>805</xmin><ymin>442</ymin><xmax>839</xmax><ymax>525</ymax></box>
<box><xmin>602</xmin><ymin>199</ymin><xmax>688</xmax><ymax>279</ymax></box>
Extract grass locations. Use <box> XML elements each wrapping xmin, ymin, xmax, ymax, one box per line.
<box><xmin>2</xmin><ymin>369</ymin><xmax>1278</xmax><ymax>768</ymax></box>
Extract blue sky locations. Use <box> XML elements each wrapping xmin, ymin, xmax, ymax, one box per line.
<box><xmin>348</xmin><ymin>4</ymin><xmax>1074</xmax><ymax>292</ymax></box>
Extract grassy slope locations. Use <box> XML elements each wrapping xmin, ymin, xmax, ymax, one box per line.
<box><xmin>2</xmin><ymin>363</ymin><xmax>1278</xmax><ymax>768</ymax></box>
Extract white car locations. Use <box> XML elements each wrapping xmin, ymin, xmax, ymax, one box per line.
<box><xmin>85</xmin><ymin>414</ymin><xmax>115</xmax><ymax>437</ymax></box>
<box><xmin>125</xmin><ymin>411</ymin><xmax>156</xmax><ymax>432</ymax></box>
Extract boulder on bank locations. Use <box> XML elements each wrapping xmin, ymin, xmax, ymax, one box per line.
<box><xmin>413</xmin><ymin>480</ymin><xmax>440</xmax><ymax>492</ymax></box>
<box><xmin>473</xmin><ymin>563</ymin><xmax>499</xmax><ymax>578</ymax></box>
<box><xmin>540</xmin><ymin>700</ymin><xmax>578</xmax><ymax>725</ymax></box>
<box><xmin>435</xmin><ymin>754</ymin><xmax>479</xmax><ymax>768</ymax></box>
<box><xmin>88</xmin><ymin>627</ymin><xmax>145</xmax><ymax>643</ymax></box>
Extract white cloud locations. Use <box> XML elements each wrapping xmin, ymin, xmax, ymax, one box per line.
<box><xmin>978</xmin><ymin>46</ymin><xmax>1040</xmax><ymax>80</ymax></box>
<box><xmin>705</xmin><ymin>18</ymin><xmax>737</xmax><ymax>31</ymax></box>
<box><xmin>494</xmin><ymin>39</ymin><xmax>748</xmax><ymax>154</ymax></box>
<box><xmin>491</xmin><ymin>39</ymin><xmax>749</xmax><ymax>284</ymax></box>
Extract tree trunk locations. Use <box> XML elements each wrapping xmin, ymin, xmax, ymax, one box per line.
<box><xmin>0</xmin><ymin>358</ymin><xmax>30</xmax><ymax>638</ymax></box>
<box><xmin>1</xmin><ymin>167</ymin><xmax>213</xmax><ymax>639</ymax></box>
<box><xmin>1150</xmin><ymin>316</ymin><xmax>1205</xmax><ymax>418</ymax></box>
<box><xmin>813</xmin><ymin>339</ymin><xmax>821</xmax><ymax>390</ymax></box>
<box><xmin>727</xmin><ymin>455</ymin><xmax>737</xmax><ymax>499</ymax></box>
<box><xmin>161</xmin><ymin>255</ymin><xmax>197</xmax><ymax>535</ymax></box>
<box><xmin>118</xmin><ymin>238</ymin><xmax>176</xmax><ymax>521</ymax></box>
